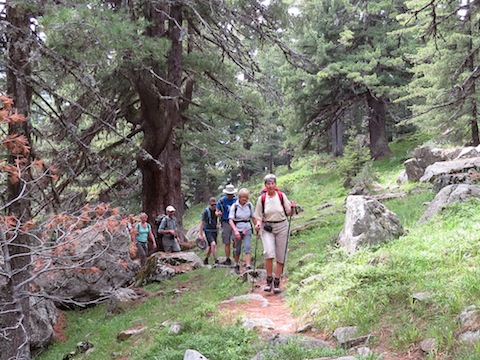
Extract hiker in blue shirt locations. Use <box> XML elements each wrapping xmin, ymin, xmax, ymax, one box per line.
<box><xmin>130</xmin><ymin>212</ymin><xmax>156</xmax><ymax>266</ymax></box>
<box><xmin>199</xmin><ymin>197</ymin><xmax>219</xmax><ymax>265</ymax></box>
<box><xmin>229</xmin><ymin>188</ymin><xmax>255</xmax><ymax>274</ymax></box>
<box><xmin>216</xmin><ymin>184</ymin><xmax>238</xmax><ymax>266</ymax></box>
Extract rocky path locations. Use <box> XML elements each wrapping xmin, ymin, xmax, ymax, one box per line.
<box><xmin>219</xmin><ymin>286</ymin><xmax>300</xmax><ymax>334</ymax></box>
<box><xmin>219</xmin><ymin>282</ymin><xmax>424</xmax><ymax>360</ymax></box>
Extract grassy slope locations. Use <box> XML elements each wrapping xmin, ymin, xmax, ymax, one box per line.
<box><xmin>37</xmin><ymin>136</ymin><xmax>480</xmax><ymax>359</ymax></box>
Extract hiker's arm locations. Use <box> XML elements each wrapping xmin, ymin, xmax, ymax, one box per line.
<box><xmin>148</xmin><ymin>230</ymin><xmax>156</xmax><ymax>248</ymax></box>
<box><xmin>199</xmin><ymin>219</ymin><xmax>205</xmax><ymax>240</ymax></box>
<box><xmin>288</xmin><ymin>200</ymin><xmax>297</xmax><ymax>216</ymax></box>
<box><xmin>229</xmin><ymin>218</ymin><xmax>241</xmax><ymax>240</ymax></box>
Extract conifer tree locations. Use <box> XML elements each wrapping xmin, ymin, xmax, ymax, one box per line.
<box><xmin>280</xmin><ymin>0</ymin><xmax>413</xmax><ymax>159</ymax></box>
<box><xmin>399</xmin><ymin>0</ymin><xmax>480</xmax><ymax>145</ymax></box>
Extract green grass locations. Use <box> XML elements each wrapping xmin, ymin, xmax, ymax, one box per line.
<box><xmin>37</xmin><ymin>135</ymin><xmax>480</xmax><ymax>359</ymax></box>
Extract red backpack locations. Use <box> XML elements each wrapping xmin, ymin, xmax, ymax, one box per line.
<box><xmin>260</xmin><ymin>187</ymin><xmax>287</xmax><ymax>216</ymax></box>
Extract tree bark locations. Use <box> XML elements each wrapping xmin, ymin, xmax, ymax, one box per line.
<box><xmin>1</xmin><ymin>4</ymin><xmax>34</xmax><ymax>359</ymax></box>
<box><xmin>466</xmin><ymin>6</ymin><xmax>480</xmax><ymax>146</ymax></box>
<box><xmin>331</xmin><ymin>119</ymin><xmax>344</xmax><ymax>157</ymax></box>
<box><xmin>366</xmin><ymin>92</ymin><xmax>393</xmax><ymax>160</ymax></box>
<box><xmin>137</xmin><ymin>4</ymin><xmax>185</xmax><ymax>230</ymax></box>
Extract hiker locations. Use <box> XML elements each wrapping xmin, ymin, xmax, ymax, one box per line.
<box><xmin>158</xmin><ymin>205</ymin><xmax>181</xmax><ymax>253</ymax></box>
<box><xmin>130</xmin><ymin>212</ymin><xmax>156</xmax><ymax>266</ymax></box>
<box><xmin>229</xmin><ymin>188</ymin><xmax>255</xmax><ymax>274</ymax></box>
<box><xmin>254</xmin><ymin>174</ymin><xmax>296</xmax><ymax>294</ymax></box>
<box><xmin>199</xmin><ymin>197</ymin><xmax>219</xmax><ymax>265</ymax></box>
<box><xmin>216</xmin><ymin>184</ymin><xmax>238</xmax><ymax>266</ymax></box>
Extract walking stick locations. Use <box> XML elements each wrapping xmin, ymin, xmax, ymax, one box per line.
<box><xmin>251</xmin><ymin>230</ymin><xmax>260</xmax><ymax>292</ymax></box>
<box><xmin>281</xmin><ymin>205</ymin><xmax>297</xmax><ymax>278</ymax></box>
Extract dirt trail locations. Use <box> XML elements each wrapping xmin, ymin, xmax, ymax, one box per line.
<box><xmin>219</xmin><ymin>283</ymin><xmax>424</xmax><ymax>360</ymax></box>
<box><xmin>219</xmin><ymin>286</ymin><xmax>300</xmax><ymax>334</ymax></box>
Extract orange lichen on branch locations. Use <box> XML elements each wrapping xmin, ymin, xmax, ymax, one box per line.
<box><xmin>94</xmin><ymin>203</ymin><xmax>108</xmax><ymax>217</ymax></box>
<box><xmin>8</xmin><ymin>111</ymin><xmax>26</xmax><ymax>124</ymax></box>
<box><xmin>21</xmin><ymin>220</ymin><xmax>36</xmax><ymax>232</ymax></box>
<box><xmin>0</xmin><ymin>95</ymin><xmax>14</xmax><ymax>109</ymax></box>
<box><xmin>2</xmin><ymin>134</ymin><xmax>30</xmax><ymax>155</ymax></box>
<box><xmin>0</xmin><ymin>215</ymin><xmax>19</xmax><ymax>229</ymax></box>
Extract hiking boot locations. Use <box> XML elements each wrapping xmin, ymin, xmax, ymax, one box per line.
<box><xmin>225</xmin><ymin>258</ymin><xmax>232</xmax><ymax>266</ymax></box>
<box><xmin>235</xmin><ymin>264</ymin><xmax>240</xmax><ymax>274</ymax></box>
<box><xmin>203</xmin><ymin>257</ymin><xmax>208</xmax><ymax>265</ymax></box>
<box><xmin>264</xmin><ymin>276</ymin><xmax>273</xmax><ymax>292</ymax></box>
<box><xmin>214</xmin><ymin>258</ymin><xmax>219</xmax><ymax>265</ymax></box>
<box><xmin>246</xmin><ymin>265</ymin><xmax>252</xmax><ymax>271</ymax></box>
<box><xmin>273</xmin><ymin>278</ymin><xmax>281</xmax><ymax>294</ymax></box>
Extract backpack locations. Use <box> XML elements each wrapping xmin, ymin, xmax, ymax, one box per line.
<box><xmin>260</xmin><ymin>187</ymin><xmax>287</xmax><ymax>217</ymax></box>
<box><xmin>154</xmin><ymin>214</ymin><xmax>167</xmax><ymax>239</ymax></box>
<box><xmin>204</xmin><ymin>207</ymin><xmax>214</xmax><ymax>225</ymax></box>
<box><xmin>218</xmin><ymin>195</ymin><xmax>226</xmax><ymax>215</ymax></box>
<box><xmin>232</xmin><ymin>202</ymin><xmax>253</xmax><ymax>221</ymax></box>
<box><xmin>135</xmin><ymin>222</ymin><xmax>151</xmax><ymax>234</ymax></box>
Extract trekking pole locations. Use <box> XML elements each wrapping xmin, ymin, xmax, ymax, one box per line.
<box><xmin>251</xmin><ymin>230</ymin><xmax>260</xmax><ymax>292</ymax></box>
<box><xmin>281</xmin><ymin>205</ymin><xmax>297</xmax><ymax>278</ymax></box>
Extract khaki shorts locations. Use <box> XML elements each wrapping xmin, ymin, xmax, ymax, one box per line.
<box><xmin>261</xmin><ymin>220</ymin><xmax>289</xmax><ymax>263</ymax></box>
<box><xmin>221</xmin><ymin>221</ymin><xmax>234</xmax><ymax>245</ymax></box>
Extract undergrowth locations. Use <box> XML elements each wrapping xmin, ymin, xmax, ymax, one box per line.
<box><xmin>37</xmin><ymin>135</ymin><xmax>480</xmax><ymax>359</ymax></box>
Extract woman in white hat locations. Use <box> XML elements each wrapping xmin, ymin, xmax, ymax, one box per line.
<box><xmin>158</xmin><ymin>205</ymin><xmax>181</xmax><ymax>252</ymax></box>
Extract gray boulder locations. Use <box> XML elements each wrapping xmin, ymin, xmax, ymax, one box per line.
<box><xmin>403</xmin><ymin>158</ymin><xmax>425</xmax><ymax>182</ymax></box>
<box><xmin>139</xmin><ymin>251</ymin><xmax>204</xmax><ymax>284</ymax></box>
<box><xmin>411</xmin><ymin>146</ymin><xmax>446</xmax><ymax>169</ymax></box>
<box><xmin>420</xmin><ymin>157</ymin><xmax>480</xmax><ymax>183</ymax></box>
<box><xmin>338</xmin><ymin>196</ymin><xmax>404</xmax><ymax>253</ymax></box>
<box><xmin>36</xmin><ymin>221</ymin><xmax>137</xmax><ymax>306</ymax></box>
<box><xmin>184</xmin><ymin>349</ymin><xmax>209</xmax><ymax>360</ymax></box>
<box><xmin>30</xmin><ymin>295</ymin><xmax>58</xmax><ymax>351</ymax></box>
<box><xmin>454</xmin><ymin>146</ymin><xmax>480</xmax><ymax>159</ymax></box>
<box><xmin>419</xmin><ymin>184</ymin><xmax>480</xmax><ymax>222</ymax></box>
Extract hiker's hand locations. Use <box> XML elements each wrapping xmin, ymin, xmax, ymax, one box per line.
<box><xmin>234</xmin><ymin>231</ymin><xmax>241</xmax><ymax>240</ymax></box>
<box><xmin>255</xmin><ymin>223</ymin><xmax>261</xmax><ymax>232</ymax></box>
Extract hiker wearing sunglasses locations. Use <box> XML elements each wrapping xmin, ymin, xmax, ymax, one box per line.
<box><xmin>199</xmin><ymin>197</ymin><xmax>219</xmax><ymax>265</ymax></box>
<box><xmin>254</xmin><ymin>174</ymin><xmax>296</xmax><ymax>294</ymax></box>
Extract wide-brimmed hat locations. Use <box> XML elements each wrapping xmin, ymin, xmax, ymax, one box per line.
<box><xmin>222</xmin><ymin>184</ymin><xmax>237</xmax><ymax>195</ymax></box>
<box><xmin>166</xmin><ymin>205</ymin><xmax>176</xmax><ymax>212</ymax></box>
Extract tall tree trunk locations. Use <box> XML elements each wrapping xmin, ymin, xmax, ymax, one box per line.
<box><xmin>1</xmin><ymin>4</ymin><xmax>34</xmax><ymax>359</ymax></box>
<box><xmin>366</xmin><ymin>92</ymin><xmax>392</xmax><ymax>160</ymax></box>
<box><xmin>239</xmin><ymin>140</ymin><xmax>253</xmax><ymax>182</ymax></box>
<box><xmin>137</xmin><ymin>4</ymin><xmax>185</xmax><ymax>229</ymax></box>
<box><xmin>331</xmin><ymin>119</ymin><xmax>344</xmax><ymax>156</ymax></box>
<box><xmin>466</xmin><ymin>5</ymin><xmax>480</xmax><ymax>146</ymax></box>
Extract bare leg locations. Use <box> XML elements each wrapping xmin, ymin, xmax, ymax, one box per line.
<box><xmin>275</xmin><ymin>262</ymin><xmax>284</xmax><ymax>278</ymax></box>
<box><xmin>245</xmin><ymin>253</ymin><xmax>251</xmax><ymax>267</ymax></box>
<box><xmin>265</xmin><ymin>258</ymin><xmax>273</xmax><ymax>276</ymax></box>
<box><xmin>211</xmin><ymin>242</ymin><xmax>217</xmax><ymax>259</ymax></box>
